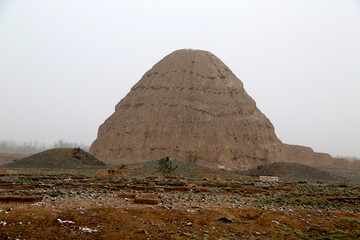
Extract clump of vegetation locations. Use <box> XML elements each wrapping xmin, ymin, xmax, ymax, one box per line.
<box><xmin>157</xmin><ymin>156</ymin><xmax>178</xmax><ymax>175</ymax></box>
<box><xmin>187</xmin><ymin>152</ymin><xmax>200</xmax><ymax>164</ymax></box>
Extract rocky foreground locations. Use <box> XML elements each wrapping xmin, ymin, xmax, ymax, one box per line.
<box><xmin>0</xmin><ymin>174</ymin><xmax>359</xmax><ymax>239</ymax></box>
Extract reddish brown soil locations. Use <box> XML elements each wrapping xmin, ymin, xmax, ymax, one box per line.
<box><xmin>0</xmin><ymin>175</ymin><xmax>359</xmax><ymax>239</ymax></box>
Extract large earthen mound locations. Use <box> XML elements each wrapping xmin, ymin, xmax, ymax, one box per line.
<box><xmin>243</xmin><ymin>162</ymin><xmax>351</xmax><ymax>182</ymax></box>
<box><xmin>90</xmin><ymin>49</ymin><xmax>355</xmax><ymax>171</ymax></box>
<box><xmin>90</xmin><ymin>49</ymin><xmax>286</xmax><ymax>170</ymax></box>
<box><xmin>2</xmin><ymin>148</ymin><xmax>106</xmax><ymax>169</ymax></box>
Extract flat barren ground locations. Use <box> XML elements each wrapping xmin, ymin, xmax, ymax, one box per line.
<box><xmin>0</xmin><ymin>174</ymin><xmax>359</xmax><ymax>240</ymax></box>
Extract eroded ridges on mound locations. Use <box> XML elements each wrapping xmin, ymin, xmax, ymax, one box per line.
<box><xmin>91</xmin><ymin>49</ymin><xmax>286</xmax><ymax>170</ymax></box>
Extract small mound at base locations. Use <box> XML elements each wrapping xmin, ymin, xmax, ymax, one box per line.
<box><xmin>2</xmin><ymin>148</ymin><xmax>106</xmax><ymax>169</ymax></box>
<box><xmin>242</xmin><ymin>162</ymin><xmax>351</xmax><ymax>182</ymax></box>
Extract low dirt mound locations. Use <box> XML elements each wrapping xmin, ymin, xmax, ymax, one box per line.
<box><xmin>242</xmin><ymin>162</ymin><xmax>351</xmax><ymax>182</ymax></box>
<box><xmin>2</xmin><ymin>148</ymin><xmax>106</xmax><ymax>169</ymax></box>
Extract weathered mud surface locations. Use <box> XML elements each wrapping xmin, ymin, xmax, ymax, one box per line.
<box><xmin>0</xmin><ymin>174</ymin><xmax>359</xmax><ymax>239</ymax></box>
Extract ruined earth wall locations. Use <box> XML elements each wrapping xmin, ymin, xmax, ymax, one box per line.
<box><xmin>283</xmin><ymin>144</ymin><xmax>350</xmax><ymax>170</ymax></box>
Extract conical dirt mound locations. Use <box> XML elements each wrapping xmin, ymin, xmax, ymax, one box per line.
<box><xmin>91</xmin><ymin>49</ymin><xmax>286</xmax><ymax>170</ymax></box>
<box><xmin>3</xmin><ymin>148</ymin><xmax>106</xmax><ymax>169</ymax></box>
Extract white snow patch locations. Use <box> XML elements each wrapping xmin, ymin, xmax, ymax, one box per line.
<box><xmin>57</xmin><ymin>219</ymin><xmax>75</xmax><ymax>224</ymax></box>
<box><xmin>33</xmin><ymin>202</ymin><xmax>46</xmax><ymax>206</ymax></box>
<box><xmin>79</xmin><ymin>227</ymin><xmax>97</xmax><ymax>233</ymax></box>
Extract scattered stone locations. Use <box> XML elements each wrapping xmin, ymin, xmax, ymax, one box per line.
<box><xmin>57</xmin><ymin>219</ymin><xmax>75</xmax><ymax>225</ymax></box>
<box><xmin>136</xmin><ymin>229</ymin><xmax>148</xmax><ymax>234</ymax></box>
<box><xmin>271</xmin><ymin>220</ymin><xmax>282</xmax><ymax>226</ymax></box>
<box><xmin>79</xmin><ymin>227</ymin><xmax>97</xmax><ymax>233</ymax></box>
<box><xmin>218</xmin><ymin>217</ymin><xmax>234</xmax><ymax>223</ymax></box>
<box><xmin>33</xmin><ymin>202</ymin><xmax>46</xmax><ymax>206</ymax></box>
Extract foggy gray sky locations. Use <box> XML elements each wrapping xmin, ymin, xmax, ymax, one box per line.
<box><xmin>0</xmin><ymin>0</ymin><xmax>359</xmax><ymax>157</ymax></box>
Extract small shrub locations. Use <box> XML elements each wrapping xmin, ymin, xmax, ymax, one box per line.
<box><xmin>187</xmin><ymin>152</ymin><xmax>200</xmax><ymax>164</ymax></box>
<box><xmin>157</xmin><ymin>156</ymin><xmax>177</xmax><ymax>176</ymax></box>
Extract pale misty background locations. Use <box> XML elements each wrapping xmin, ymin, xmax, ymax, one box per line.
<box><xmin>0</xmin><ymin>0</ymin><xmax>359</xmax><ymax>157</ymax></box>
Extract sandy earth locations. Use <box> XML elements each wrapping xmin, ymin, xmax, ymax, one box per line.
<box><xmin>0</xmin><ymin>175</ymin><xmax>359</xmax><ymax>239</ymax></box>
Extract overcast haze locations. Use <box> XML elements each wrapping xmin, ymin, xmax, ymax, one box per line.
<box><xmin>0</xmin><ymin>0</ymin><xmax>359</xmax><ymax>157</ymax></box>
